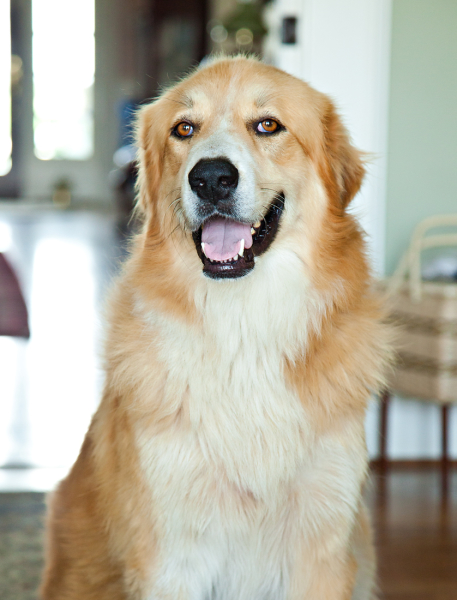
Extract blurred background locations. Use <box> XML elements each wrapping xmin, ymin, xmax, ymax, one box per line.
<box><xmin>0</xmin><ymin>1</ymin><xmax>456</xmax><ymax>598</ymax></box>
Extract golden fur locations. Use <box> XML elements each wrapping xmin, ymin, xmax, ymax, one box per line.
<box><xmin>41</xmin><ymin>57</ymin><xmax>390</xmax><ymax>600</ymax></box>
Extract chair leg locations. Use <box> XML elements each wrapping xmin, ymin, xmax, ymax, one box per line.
<box><xmin>441</xmin><ymin>404</ymin><xmax>450</xmax><ymax>503</ymax></box>
<box><xmin>441</xmin><ymin>404</ymin><xmax>450</xmax><ymax>466</ymax></box>
<box><xmin>379</xmin><ymin>390</ymin><xmax>390</xmax><ymax>469</ymax></box>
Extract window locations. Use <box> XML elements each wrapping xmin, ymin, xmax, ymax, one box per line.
<box><xmin>32</xmin><ymin>0</ymin><xmax>95</xmax><ymax>161</ymax></box>
<box><xmin>0</xmin><ymin>0</ymin><xmax>12</xmax><ymax>176</ymax></box>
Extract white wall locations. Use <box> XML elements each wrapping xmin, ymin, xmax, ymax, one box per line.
<box><xmin>383</xmin><ymin>0</ymin><xmax>457</xmax><ymax>460</ymax></box>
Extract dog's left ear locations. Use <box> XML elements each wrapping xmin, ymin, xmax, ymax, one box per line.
<box><xmin>320</xmin><ymin>100</ymin><xmax>365</xmax><ymax>209</ymax></box>
<box><xmin>135</xmin><ymin>102</ymin><xmax>165</xmax><ymax>218</ymax></box>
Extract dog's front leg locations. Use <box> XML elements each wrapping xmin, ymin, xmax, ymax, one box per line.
<box><xmin>288</xmin><ymin>545</ymin><xmax>357</xmax><ymax>600</ymax></box>
<box><xmin>286</xmin><ymin>464</ymin><xmax>367</xmax><ymax>600</ymax></box>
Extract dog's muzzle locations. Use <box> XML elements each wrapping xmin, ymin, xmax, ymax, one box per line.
<box><xmin>187</xmin><ymin>157</ymin><xmax>285</xmax><ymax>280</ymax></box>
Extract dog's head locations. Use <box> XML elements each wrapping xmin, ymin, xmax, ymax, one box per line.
<box><xmin>135</xmin><ymin>57</ymin><xmax>365</xmax><ymax>284</ymax></box>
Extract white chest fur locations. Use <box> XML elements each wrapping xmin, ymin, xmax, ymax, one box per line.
<box><xmin>137</xmin><ymin>251</ymin><xmax>315</xmax><ymax>495</ymax></box>
<box><xmin>135</xmin><ymin>253</ymin><xmax>365</xmax><ymax>599</ymax></box>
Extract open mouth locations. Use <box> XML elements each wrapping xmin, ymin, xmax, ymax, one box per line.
<box><xmin>192</xmin><ymin>193</ymin><xmax>285</xmax><ymax>279</ymax></box>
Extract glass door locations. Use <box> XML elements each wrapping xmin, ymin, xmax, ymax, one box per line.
<box><xmin>0</xmin><ymin>0</ymin><xmax>24</xmax><ymax>198</ymax></box>
<box><xmin>0</xmin><ymin>0</ymin><xmax>109</xmax><ymax>204</ymax></box>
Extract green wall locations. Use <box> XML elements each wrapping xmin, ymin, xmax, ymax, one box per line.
<box><xmin>386</xmin><ymin>0</ymin><xmax>457</xmax><ymax>274</ymax></box>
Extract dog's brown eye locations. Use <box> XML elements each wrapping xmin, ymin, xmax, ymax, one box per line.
<box><xmin>174</xmin><ymin>122</ymin><xmax>194</xmax><ymax>138</ymax></box>
<box><xmin>256</xmin><ymin>119</ymin><xmax>280</xmax><ymax>134</ymax></box>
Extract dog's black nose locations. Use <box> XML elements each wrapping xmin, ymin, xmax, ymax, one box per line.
<box><xmin>188</xmin><ymin>159</ymin><xmax>239</xmax><ymax>203</ymax></box>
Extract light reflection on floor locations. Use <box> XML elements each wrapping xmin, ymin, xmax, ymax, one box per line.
<box><xmin>0</xmin><ymin>209</ymin><xmax>125</xmax><ymax>490</ymax></box>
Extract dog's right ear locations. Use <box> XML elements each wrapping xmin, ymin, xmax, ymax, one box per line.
<box><xmin>134</xmin><ymin>102</ymin><xmax>165</xmax><ymax>218</ymax></box>
<box><xmin>319</xmin><ymin>99</ymin><xmax>365</xmax><ymax>210</ymax></box>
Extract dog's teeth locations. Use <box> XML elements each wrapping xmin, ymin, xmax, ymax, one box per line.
<box><xmin>234</xmin><ymin>254</ymin><xmax>238</xmax><ymax>261</ymax></box>
<box><xmin>251</xmin><ymin>227</ymin><xmax>255</xmax><ymax>235</ymax></box>
<box><xmin>201</xmin><ymin>242</ymin><xmax>206</xmax><ymax>257</ymax></box>
<box><xmin>239</xmin><ymin>239</ymin><xmax>244</xmax><ymax>257</ymax></box>
<box><xmin>254</xmin><ymin>221</ymin><xmax>261</xmax><ymax>229</ymax></box>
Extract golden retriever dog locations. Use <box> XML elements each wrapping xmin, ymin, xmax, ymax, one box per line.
<box><xmin>41</xmin><ymin>56</ymin><xmax>390</xmax><ymax>600</ymax></box>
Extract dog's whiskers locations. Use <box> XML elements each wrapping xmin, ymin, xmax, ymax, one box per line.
<box><xmin>166</xmin><ymin>196</ymin><xmax>182</xmax><ymax>216</ymax></box>
<box><xmin>164</xmin><ymin>186</ymin><xmax>182</xmax><ymax>198</ymax></box>
<box><xmin>167</xmin><ymin>223</ymin><xmax>181</xmax><ymax>239</ymax></box>
<box><xmin>167</xmin><ymin>214</ymin><xmax>196</xmax><ymax>273</ymax></box>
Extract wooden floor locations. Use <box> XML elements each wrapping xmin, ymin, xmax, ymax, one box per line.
<box><xmin>368</xmin><ymin>465</ymin><xmax>457</xmax><ymax>600</ymax></box>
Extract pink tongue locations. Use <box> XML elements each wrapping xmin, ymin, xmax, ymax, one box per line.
<box><xmin>202</xmin><ymin>217</ymin><xmax>253</xmax><ymax>261</ymax></box>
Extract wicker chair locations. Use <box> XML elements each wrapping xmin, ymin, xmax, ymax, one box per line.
<box><xmin>380</xmin><ymin>215</ymin><xmax>457</xmax><ymax>468</ymax></box>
